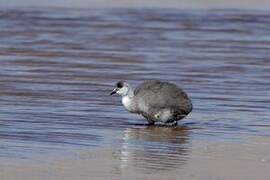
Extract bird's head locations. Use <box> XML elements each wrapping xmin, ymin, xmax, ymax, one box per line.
<box><xmin>110</xmin><ymin>81</ymin><xmax>132</xmax><ymax>97</ymax></box>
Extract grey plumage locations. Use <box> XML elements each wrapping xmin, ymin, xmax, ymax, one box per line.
<box><xmin>111</xmin><ymin>80</ymin><xmax>192</xmax><ymax>126</ymax></box>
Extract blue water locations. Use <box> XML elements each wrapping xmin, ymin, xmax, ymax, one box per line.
<box><xmin>0</xmin><ymin>7</ymin><xmax>269</xmax><ymax>169</ymax></box>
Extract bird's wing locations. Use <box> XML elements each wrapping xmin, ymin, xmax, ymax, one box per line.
<box><xmin>134</xmin><ymin>80</ymin><xmax>192</xmax><ymax>114</ymax></box>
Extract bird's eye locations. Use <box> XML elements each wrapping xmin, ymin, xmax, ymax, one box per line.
<box><xmin>116</xmin><ymin>81</ymin><xmax>123</xmax><ymax>88</ymax></box>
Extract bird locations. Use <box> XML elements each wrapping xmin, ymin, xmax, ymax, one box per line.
<box><xmin>110</xmin><ymin>80</ymin><xmax>192</xmax><ymax>126</ymax></box>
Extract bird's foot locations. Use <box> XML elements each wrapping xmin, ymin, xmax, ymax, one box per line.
<box><xmin>146</xmin><ymin>119</ymin><xmax>155</xmax><ymax>126</ymax></box>
<box><xmin>159</xmin><ymin>121</ymin><xmax>178</xmax><ymax>127</ymax></box>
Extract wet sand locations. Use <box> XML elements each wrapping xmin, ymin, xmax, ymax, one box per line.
<box><xmin>1</xmin><ymin>134</ymin><xmax>270</xmax><ymax>180</ymax></box>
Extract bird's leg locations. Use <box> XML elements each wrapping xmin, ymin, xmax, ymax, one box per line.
<box><xmin>167</xmin><ymin>121</ymin><xmax>178</xmax><ymax>126</ymax></box>
<box><xmin>161</xmin><ymin>121</ymin><xmax>178</xmax><ymax>127</ymax></box>
<box><xmin>146</xmin><ymin>119</ymin><xmax>155</xmax><ymax>126</ymax></box>
<box><xmin>141</xmin><ymin>113</ymin><xmax>155</xmax><ymax>126</ymax></box>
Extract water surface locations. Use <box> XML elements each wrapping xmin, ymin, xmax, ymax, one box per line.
<box><xmin>0</xmin><ymin>7</ymin><xmax>270</xmax><ymax>179</ymax></box>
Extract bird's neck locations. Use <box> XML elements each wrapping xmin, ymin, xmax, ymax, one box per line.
<box><xmin>122</xmin><ymin>91</ymin><xmax>136</xmax><ymax>112</ymax></box>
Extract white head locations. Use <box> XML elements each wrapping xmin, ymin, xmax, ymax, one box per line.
<box><xmin>110</xmin><ymin>81</ymin><xmax>133</xmax><ymax>97</ymax></box>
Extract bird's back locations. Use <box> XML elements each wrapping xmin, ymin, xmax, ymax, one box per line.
<box><xmin>134</xmin><ymin>80</ymin><xmax>192</xmax><ymax>119</ymax></box>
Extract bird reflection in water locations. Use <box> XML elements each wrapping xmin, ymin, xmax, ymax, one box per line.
<box><xmin>119</xmin><ymin>126</ymin><xmax>191</xmax><ymax>172</ymax></box>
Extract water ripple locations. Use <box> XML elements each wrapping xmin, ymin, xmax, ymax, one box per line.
<box><xmin>0</xmin><ymin>8</ymin><xmax>269</xmax><ymax>167</ymax></box>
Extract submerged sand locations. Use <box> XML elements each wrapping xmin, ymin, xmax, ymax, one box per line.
<box><xmin>1</xmin><ymin>135</ymin><xmax>270</xmax><ymax>180</ymax></box>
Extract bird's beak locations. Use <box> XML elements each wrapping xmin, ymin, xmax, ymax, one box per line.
<box><xmin>110</xmin><ymin>88</ymin><xmax>117</xmax><ymax>95</ymax></box>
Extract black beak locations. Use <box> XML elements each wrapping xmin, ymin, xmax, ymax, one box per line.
<box><xmin>110</xmin><ymin>89</ymin><xmax>117</xmax><ymax>95</ymax></box>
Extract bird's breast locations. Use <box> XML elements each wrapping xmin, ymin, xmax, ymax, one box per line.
<box><xmin>122</xmin><ymin>96</ymin><xmax>136</xmax><ymax>112</ymax></box>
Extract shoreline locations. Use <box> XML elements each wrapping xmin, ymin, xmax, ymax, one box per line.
<box><xmin>1</xmin><ymin>135</ymin><xmax>269</xmax><ymax>180</ymax></box>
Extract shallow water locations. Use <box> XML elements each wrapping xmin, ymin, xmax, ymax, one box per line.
<box><xmin>0</xmin><ymin>7</ymin><xmax>270</xmax><ymax>179</ymax></box>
